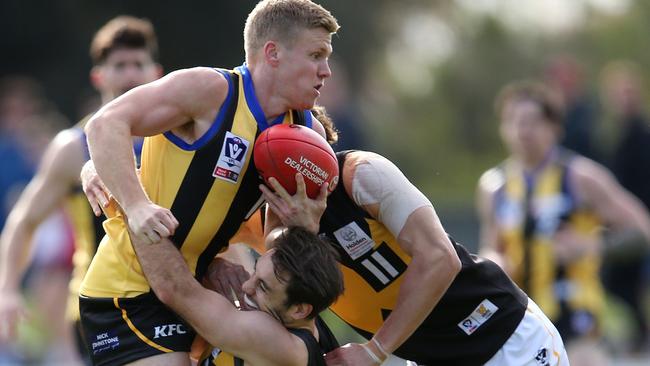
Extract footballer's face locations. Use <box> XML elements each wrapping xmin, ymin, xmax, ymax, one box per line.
<box><xmin>241</xmin><ymin>250</ymin><xmax>293</xmax><ymax>325</ymax></box>
<box><xmin>274</xmin><ymin>27</ymin><xmax>333</xmax><ymax>110</ymax></box>
<box><xmin>92</xmin><ymin>48</ymin><xmax>161</xmax><ymax>101</ymax></box>
<box><xmin>500</xmin><ymin>98</ymin><xmax>558</xmax><ymax>164</ymax></box>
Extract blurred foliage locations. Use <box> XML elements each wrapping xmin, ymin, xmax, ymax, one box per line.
<box><xmin>359</xmin><ymin>0</ymin><xmax>650</xmax><ymax>214</ymax></box>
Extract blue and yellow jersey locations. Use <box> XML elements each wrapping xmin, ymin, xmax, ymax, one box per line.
<box><xmin>492</xmin><ymin>148</ymin><xmax>604</xmax><ymax>321</ymax></box>
<box><xmin>80</xmin><ymin>65</ymin><xmax>312</xmax><ymax>298</ymax></box>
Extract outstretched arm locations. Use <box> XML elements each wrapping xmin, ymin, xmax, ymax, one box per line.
<box><xmin>0</xmin><ymin>130</ymin><xmax>85</xmax><ymax>340</ymax></box>
<box><xmin>133</xmin><ymin>236</ymin><xmax>305</xmax><ymax>366</ymax></box>
<box><xmin>85</xmin><ymin>67</ymin><xmax>227</xmax><ymax>244</ymax></box>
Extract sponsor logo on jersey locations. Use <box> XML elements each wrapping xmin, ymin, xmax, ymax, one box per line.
<box><xmin>153</xmin><ymin>323</ymin><xmax>187</xmax><ymax>339</ymax></box>
<box><xmin>333</xmin><ymin>222</ymin><xmax>375</xmax><ymax>260</ymax></box>
<box><xmin>213</xmin><ymin>132</ymin><xmax>250</xmax><ymax>183</ymax></box>
<box><xmin>91</xmin><ymin>331</ymin><xmax>120</xmax><ymax>354</ymax></box>
<box><xmin>458</xmin><ymin>299</ymin><xmax>499</xmax><ymax>335</ymax></box>
<box><xmin>535</xmin><ymin>347</ymin><xmax>550</xmax><ymax>366</ymax></box>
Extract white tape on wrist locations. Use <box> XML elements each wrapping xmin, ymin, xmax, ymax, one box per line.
<box><xmin>360</xmin><ymin>342</ymin><xmax>382</xmax><ymax>364</ymax></box>
<box><xmin>371</xmin><ymin>337</ymin><xmax>389</xmax><ymax>359</ymax></box>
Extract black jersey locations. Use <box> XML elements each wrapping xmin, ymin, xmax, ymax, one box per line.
<box><xmin>318</xmin><ymin>150</ymin><xmax>528</xmax><ymax>365</ymax></box>
<box><xmin>200</xmin><ymin>316</ymin><xmax>337</xmax><ymax>366</ymax></box>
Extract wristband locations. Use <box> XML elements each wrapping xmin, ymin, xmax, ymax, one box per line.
<box><xmin>360</xmin><ymin>342</ymin><xmax>382</xmax><ymax>364</ymax></box>
<box><xmin>371</xmin><ymin>337</ymin><xmax>389</xmax><ymax>358</ymax></box>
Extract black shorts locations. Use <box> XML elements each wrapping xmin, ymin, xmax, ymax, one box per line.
<box><xmin>79</xmin><ymin>292</ymin><xmax>195</xmax><ymax>366</ymax></box>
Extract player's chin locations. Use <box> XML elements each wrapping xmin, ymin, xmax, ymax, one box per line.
<box><xmin>296</xmin><ymin>99</ymin><xmax>316</xmax><ymax>111</ymax></box>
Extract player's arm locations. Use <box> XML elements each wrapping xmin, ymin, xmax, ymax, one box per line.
<box><xmin>133</xmin><ymin>237</ymin><xmax>306</xmax><ymax>366</ymax></box>
<box><xmin>0</xmin><ymin>130</ymin><xmax>85</xmax><ymax>339</ymax></box>
<box><xmin>572</xmin><ymin>157</ymin><xmax>650</xmax><ymax>244</ymax></box>
<box><xmin>475</xmin><ymin>168</ymin><xmax>511</xmax><ymax>271</ymax></box>
<box><xmin>345</xmin><ymin>152</ymin><xmax>461</xmax><ymax>360</ymax></box>
<box><xmin>85</xmin><ymin>67</ymin><xmax>228</xmax><ymax>244</ymax></box>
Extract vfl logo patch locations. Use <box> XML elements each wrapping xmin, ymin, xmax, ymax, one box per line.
<box><xmin>458</xmin><ymin>299</ymin><xmax>499</xmax><ymax>335</ymax></box>
<box><xmin>91</xmin><ymin>331</ymin><xmax>120</xmax><ymax>354</ymax></box>
<box><xmin>213</xmin><ymin>132</ymin><xmax>250</xmax><ymax>183</ymax></box>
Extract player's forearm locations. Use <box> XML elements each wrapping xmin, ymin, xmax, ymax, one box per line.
<box><xmin>0</xmin><ymin>216</ymin><xmax>37</xmax><ymax>290</ymax></box>
<box><xmin>373</xmin><ymin>249</ymin><xmax>460</xmax><ymax>354</ymax></box>
<box><xmin>132</xmin><ymin>237</ymin><xmax>236</xmax><ymax>346</ymax></box>
<box><xmin>86</xmin><ymin>113</ymin><xmax>148</xmax><ymax>211</ymax></box>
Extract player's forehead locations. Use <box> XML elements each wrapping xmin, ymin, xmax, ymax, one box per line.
<box><xmin>255</xmin><ymin>250</ymin><xmax>285</xmax><ymax>291</ymax></box>
<box><xmin>103</xmin><ymin>48</ymin><xmax>154</xmax><ymax>65</ymax></box>
<box><xmin>292</xmin><ymin>27</ymin><xmax>332</xmax><ymax>53</ymax></box>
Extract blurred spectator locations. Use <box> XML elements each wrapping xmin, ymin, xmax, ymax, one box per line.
<box><xmin>476</xmin><ymin>80</ymin><xmax>650</xmax><ymax>366</ymax></box>
<box><xmin>317</xmin><ymin>58</ymin><xmax>367</xmax><ymax>151</ymax></box>
<box><xmin>599</xmin><ymin>60</ymin><xmax>650</xmax><ymax>354</ymax></box>
<box><xmin>544</xmin><ymin>54</ymin><xmax>600</xmax><ymax>161</ymax></box>
<box><xmin>0</xmin><ymin>76</ymin><xmax>72</xmax><ymax>364</ymax></box>
<box><xmin>0</xmin><ymin>77</ymin><xmax>48</xmax><ymax>229</ymax></box>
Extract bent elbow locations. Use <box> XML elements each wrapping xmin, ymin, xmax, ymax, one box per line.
<box><xmin>448</xmin><ymin>251</ymin><xmax>462</xmax><ymax>277</ymax></box>
<box><xmin>151</xmin><ymin>280</ymin><xmax>178</xmax><ymax>308</ymax></box>
<box><xmin>85</xmin><ymin>114</ymin><xmax>107</xmax><ymax>143</ymax></box>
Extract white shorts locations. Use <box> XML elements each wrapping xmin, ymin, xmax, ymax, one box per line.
<box><xmin>484</xmin><ymin>299</ymin><xmax>569</xmax><ymax>366</ymax></box>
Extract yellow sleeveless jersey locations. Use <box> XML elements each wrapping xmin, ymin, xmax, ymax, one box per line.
<box><xmin>80</xmin><ymin>65</ymin><xmax>312</xmax><ymax>298</ymax></box>
<box><xmin>492</xmin><ymin>149</ymin><xmax>604</xmax><ymax>321</ymax></box>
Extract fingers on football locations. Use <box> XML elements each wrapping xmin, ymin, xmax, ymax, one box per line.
<box><xmin>268</xmin><ymin>177</ymin><xmax>291</xmax><ymax>200</ymax></box>
<box><xmin>295</xmin><ymin>173</ymin><xmax>307</xmax><ymax>197</ymax></box>
<box><xmin>317</xmin><ymin>182</ymin><xmax>329</xmax><ymax>201</ymax></box>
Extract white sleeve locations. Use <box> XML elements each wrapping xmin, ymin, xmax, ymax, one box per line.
<box><xmin>351</xmin><ymin>156</ymin><xmax>433</xmax><ymax>237</ymax></box>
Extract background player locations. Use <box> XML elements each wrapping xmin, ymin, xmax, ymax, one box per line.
<box><xmin>0</xmin><ymin>15</ymin><xmax>161</xmax><ymax>362</ymax></box>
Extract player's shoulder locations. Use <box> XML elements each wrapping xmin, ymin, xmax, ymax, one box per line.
<box><xmin>169</xmin><ymin>66</ymin><xmax>228</xmax><ymax>86</ymax></box>
<box><xmin>566</xmin><ymin>154</ymin><xmax>618</xmax><ymax>197</ymax></box>
<box><xmin>161</xmin><ymin>67</ymin><xmax>230</xmax><ymax>110</ymax></box>
<box><xmin>478</xmin><ymin>166</ymin><xmax>506</xmax><ymax>195</ymax></box>
<box><xmin>50</xmin><ymin>127</ymin><xmax>86</xmax><ymax>156</ymax></box>
<box><xmin>341</xmin><ymin>151</ymin><xmax>394</xmax><ymax>192</ymax></box>
<box><xmin>38</xmin><ymin>127</ymin><xmax>87</xmax><ymax>178</ymax></box>
<box><xmin>345</xmin><ymin>150</ymin><xmax>388</xmax><ymax>167</ymax></box>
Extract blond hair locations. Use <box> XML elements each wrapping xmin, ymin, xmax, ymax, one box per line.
<box><xmin>244</xmin><ymin>0</ymin><xmax>339</xmax><ymax>61</ymax></box>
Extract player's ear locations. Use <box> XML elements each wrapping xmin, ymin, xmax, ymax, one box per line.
<box><xmin>90</xmin><ymin>66</ymin><xmax>104</xmax><ymax>91</ymax></box>
<box><xmin>263</xmin><ymin>41</ymin><xmax>280</xmax><ymax>67</ymax></box>
<box><xmin>289</xmin><ymin>303</ymin><xmax>313</xmax><ymax>321</ymax></box>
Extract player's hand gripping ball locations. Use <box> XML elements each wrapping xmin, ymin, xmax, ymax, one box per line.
<box><xmin>254</xmin><ymin>124</ymin><xmax>339</xmax><ymax>198</ymax></box>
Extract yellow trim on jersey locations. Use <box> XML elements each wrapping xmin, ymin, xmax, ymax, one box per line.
<box><xmin>113</xmin><ymin>298</ymin><xmax>173</xmax><ymax>353</ymax></box>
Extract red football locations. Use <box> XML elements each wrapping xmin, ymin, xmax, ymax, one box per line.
<box><xmin>254</xmin><ymin>124</ymin><xmax>339</xmax><ymax>198</ymax></box>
